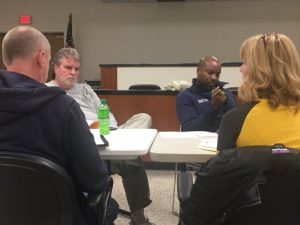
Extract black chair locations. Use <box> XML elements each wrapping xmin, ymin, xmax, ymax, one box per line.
<box><xmin>172</xmin><ymin>125</ymin><xmax>204</xmax><ymax>216</ymax></box>
<box><xmin>178</xmin><ymin>145</ymin><xmax>300</xmax><ymax>225</ymax></box>
<box><xmin>128</xmin><ymin>84</ymin><xmax>161</xmax><ymax>90</ymax></box>
<box><xmin>88</xmin><ymin>176</ymin><xmax>114</xmax><ymax>225</ymax></box>
<box><xmin>177</xmin><ymin>171</ymin><xmax>193</xmax><ymax>223</ymax></box>
<box><xmin>0</xmin><ymin>151</ymin><xmax>112</xmax><ymax>225</ymax></box>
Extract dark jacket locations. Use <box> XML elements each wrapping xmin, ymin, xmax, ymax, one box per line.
<box><xmin>0</xmin><ymin>70</ymin><xmax>109</xmax><ymax>225</ymax></box>
<box><xmin>176</xmin><ymin>78</ymin><xmax>236</xmax><ymax>132</ymax></box>
<box><xmin>182</xmin><ymin>146</ymin><xmax>300</xmax><ymax>225</ymax></box>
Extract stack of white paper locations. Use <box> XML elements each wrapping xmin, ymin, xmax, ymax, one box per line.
<box><xmin>90</xmin><ymin>129</ymin><xmax>106</xmax><ymax>145</ymax></box>
<box><xmin>197</xmin><ymin>138</ymin><xmax>218</xmax><ymax>152</ymax></box>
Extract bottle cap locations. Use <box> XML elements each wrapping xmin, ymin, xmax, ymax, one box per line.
<box><xmin>101</xmin><ymin>99</ymin><xmax>107</xmax><ymax>104</ymax></box>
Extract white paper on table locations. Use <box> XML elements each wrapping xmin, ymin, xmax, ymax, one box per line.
<box><xmin>159</xmin><ymin>131</ymin><xmax>217</xmax><ymax>139</ymax></box>
<box><xmin>90</xmin><ymin>129</ymin><xmax>107</xmax><ymax>145</ymax></box>
<box><xmin>86</xmin><ymin>120</ymin><xmax>94</xmax><ymax>126</ymax></box>
<box><xmin>196</xmin><ymin>138</ymin><xmax>218</xmax><ymax>152</ymax></box>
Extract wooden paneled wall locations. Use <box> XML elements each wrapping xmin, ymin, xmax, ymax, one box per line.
<box><xmin>100</xmin><ymin>66</ymin><xmax>117</xmax><ymax>90</ymax></box>
<box><xmin>97</xmin><ymin>91</ymin><xmax>180</xmax><ymax>132</ymax></box>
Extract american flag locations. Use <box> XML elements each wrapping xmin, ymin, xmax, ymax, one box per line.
<box><xmin>65</xmin><ymin>13</ymin><xmax>74</xmax><ymax>48</ymax></box>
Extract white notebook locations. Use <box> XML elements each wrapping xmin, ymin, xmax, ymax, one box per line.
<box><xmin>90</xmin><ymin>129</ymin><xmax>109</xmax><ymax>146</ymax></box>
<box><xmin>197</xmin><ymin>138</ymin><xmax>218</xmax><ymax>152</ymax></box>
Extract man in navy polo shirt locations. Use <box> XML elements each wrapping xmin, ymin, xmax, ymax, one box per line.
<box><xmin>176</xmin><ymin>56</ymin><xmax>236</xmax><ymax>132</ymax></box>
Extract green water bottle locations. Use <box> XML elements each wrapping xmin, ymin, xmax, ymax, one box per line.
<box><xmin>98</xmin><ymin>99</ymin><xmax>110</xmax><ymax>135</ymax></box>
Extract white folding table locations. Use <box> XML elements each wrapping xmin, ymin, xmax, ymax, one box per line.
<box><xmin>149</xmin><ymin>131</ymin><xmax>218</xmax><ymax>216</ymax></box>
<box><xmin>150</xmin><ymin>131</ymin><xmax>217</xmax><ymax>163</ymax></box>
<box><xmin>92</xmin><ymin>128</ymin><xmax>158</xmax><ymax>160</ymax></box>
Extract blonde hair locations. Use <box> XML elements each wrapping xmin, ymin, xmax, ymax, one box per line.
<box><xmin>238</xmin><ymin>33</ymin><xmax>300</xmax><ymax>113</ymax></box>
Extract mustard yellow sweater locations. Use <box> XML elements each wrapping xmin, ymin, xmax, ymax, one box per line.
<box><xmin>217</xmin><ymin>99</ymin><xmax>300</xmax><ymax>151</ymax></box>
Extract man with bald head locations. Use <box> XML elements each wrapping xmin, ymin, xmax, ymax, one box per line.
<box><xmin>2</xmin><ymin>25</ymin><xmax>51</xmax><ymax>83</ymax></box>
<box><xmin>0</xmin><ymin>26</ymin><xmax>113</xmax><ymax>225</ymax></box>
<box><xmin>176</xmin><ymin>56</ymin><xmax>236</xmax><ymax>132</ymax></box>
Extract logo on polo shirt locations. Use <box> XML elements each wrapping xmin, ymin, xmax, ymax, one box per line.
<box><xmin>198</xmin><ymin>99</ymin><xmax>209</xmax><ymax>104</ymax></box>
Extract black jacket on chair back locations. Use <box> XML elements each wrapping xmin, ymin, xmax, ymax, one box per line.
<box><xmin>182</xmin><ymin>145</ymin><xmax>300</xmax><ymax>225</ymax></box>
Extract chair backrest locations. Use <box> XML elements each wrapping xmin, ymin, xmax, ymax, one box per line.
<box><xmin>98</xmin><ymin>176</ymin><xmax>113</xmax><ymax>225</ymax></box>
<box><xmin>0</xmin><ymin>151</ymin><xmax>76</xmax><ymax>225</ymax></box>
<box><xmin>128</xmin><ymin>84</ymin><xmax>161</xmax><ymax>90</ymax></box>
<box><xmin>226</xmin><ymin>147</ymin><xmax>300</xmax><ymax>225</ymax></box>
<box><xmin>88</xmin><ymin>176</ymin><xmax>114</xmax><ymax>225</ymax></box>
<box><xmin>182</xmin><ymin>146</ymin><xmax>300</xmax><ymax>225</ymax></box>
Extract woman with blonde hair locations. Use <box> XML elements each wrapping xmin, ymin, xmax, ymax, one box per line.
<box><xmin>182</xmin><ymin>33</ymin><xmax>300</xmax><ymax>225</ymax></box>
<box><xmin>217</xmin><ymin>33</ymin><xmax>300</xmax><ymax>150</ymax></box>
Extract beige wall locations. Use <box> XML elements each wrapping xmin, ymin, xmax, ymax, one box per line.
<box><xmin>1</xmin><ymin>0</ymin><xmax>299</xmax><ymax>82</ymax></box>
<box><xmin>117</xmin><ymin>66</ymin><xmax>242</xmax><ymax>90</ymax></box>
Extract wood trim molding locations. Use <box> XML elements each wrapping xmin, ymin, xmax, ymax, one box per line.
<box><xmin>100</xmin><ymin>66</ymin><xmax>117</xmax><ymax>89</ymax></box>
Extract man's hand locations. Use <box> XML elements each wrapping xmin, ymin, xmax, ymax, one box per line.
<box><xmin>211</xmin><ymin>86</ymin><xmax>226</xmax><ymax>110</ymax></box>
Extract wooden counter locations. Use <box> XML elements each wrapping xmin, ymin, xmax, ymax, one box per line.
<box><xmin>95</xmin><ymin>90</ymin><xmax>180</xmax><ymax>132</ymax></box>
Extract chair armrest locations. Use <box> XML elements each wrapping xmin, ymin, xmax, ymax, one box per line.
<box><xmin>177</xmin><ymin>171</ymin><xmax>193</xmax><ymax>202</ymax></box>
<box><xmin>88</xmin><ymin>192</ymin><xmax>104</xmax><ymax>209</ymax></box>
<box><xmin>87</xmin><ymin>176</ymin><xmax>114</xmax><ymax>225</ymax></box>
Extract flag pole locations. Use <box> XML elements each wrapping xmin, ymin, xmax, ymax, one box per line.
<box><xmin>65</xmin><ymin>13</ymin><xmax>74</xmax><ymax>48</ymax></box>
